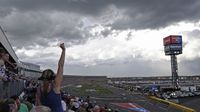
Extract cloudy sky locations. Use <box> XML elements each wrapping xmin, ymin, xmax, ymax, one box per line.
<box><xmin>1</xmin><ymin>0</ymin><xmax>200</xmax><ymax>77</ymax></box>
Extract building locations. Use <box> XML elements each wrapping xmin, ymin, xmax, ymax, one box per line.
<box><xmin>19</xmin><ymin>61</ymin><xmax>41</xmax><ymax>77</ymax></box>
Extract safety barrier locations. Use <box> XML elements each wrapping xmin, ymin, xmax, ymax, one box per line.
<box><xmin>148</xmin><ymin>96</ymin><xmax>196</xmax><ymax>112</ymax></box>
<box><xmin>0</xmin><ymin>80</ymin><xmax>24</xmax><ymax>99</ymax></box>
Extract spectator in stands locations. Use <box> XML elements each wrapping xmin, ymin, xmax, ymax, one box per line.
<box><xmin>93</xmin><ymin>105</ymin><xmax>101</xmax><ymax>112</ymax></box>
<box><xmin>0</xmin><ymin>48</ymin><xmax>10</xmax><ymax>98</ymax></box>
<box><xmin>22</xmin><ymin>100</ymin><xmax>33</xmax><ymax>111</ymax></box>
<box><xmin>71</xmin><ymin>99</ymin><xmax>80</xmax><ymax>111</ymax></box>
<box><xmin>0</xmin><ymin>100</ymin><xmax>10</xmax><ymax>112</ymax></box>
<box><xmin>86</xmin><ymin>103</ymin><xmax>93</xmax><ymax>112</ymax></box>
<box><xmin>36</xmin><ymin>43</ymin><xmax>65</xmax><ymax>112</ymax></box>
<box><xmin>85</xmin><ymin>96</ymin><xmax>90</xmax><ymax>103</ymax></box>
<box><xmin>0</xmin><ymin>99</ymin><xmax>18</xmax><ymax>112</ymax></box>
<box><xmin>0</xmin><ymin>47</ymin><xmax>6</xmax><ymax>79</ymax></box>
<box><xmin>3</xmin><ymin>53</ymin><xmax>17</xmax><ymax>69</ymax></box>
<box><xmin>61</xmin><ymin>98</ymin><xmax>67</xmax><ymax>112</ymax></box>
<box><xmin>0</xmin><ymin>48</ymin><xmax>17</xmax><ymax>82</ymax></box>
<box><xmin>10</xmin><ymin>95</ymin><xmax>29</xmax><ymax>112</ymax></box>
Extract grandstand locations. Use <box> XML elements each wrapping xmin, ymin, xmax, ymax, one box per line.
<box><xmin>62</xmin><ymin>75</ymin><xmax>107</xmax><ymax>85</ymax></box>
<box><xmin>0</xmin><ymin>25</ymin><xmax>41</xmax><ymax>99</ymax></box>
<box><xmin>19</xmin><ymin>61</ymin><xmax>41</xmax><ymax>77</ymax></box>
<box><xmin>0</xmin><ymin>26</ymin><xmax>41</xmax><ymax>77</ymax></box>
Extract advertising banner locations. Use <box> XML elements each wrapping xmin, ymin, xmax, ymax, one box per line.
<box><xmin>163</xmin><ymin>35</ymin><xmax>182</xmax><ymax>46</ymax></box>
<box><xmin>163</xmin><ymin>35</ymin><xmax>182</xmax><ymax>55</ymax></box>
<box><xmin>164</xmin><ymin>44</ymin><xmax>182</xmax><ymax>52</ymax></box>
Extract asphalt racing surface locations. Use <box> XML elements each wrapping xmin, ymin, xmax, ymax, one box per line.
<box><xmin>63</xmin><ymin>84</ymin><xmax>181</xmax><ymax>112</ymax></box>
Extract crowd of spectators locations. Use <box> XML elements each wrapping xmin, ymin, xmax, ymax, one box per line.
<box><xmin>0</xmin><ymin>45</ymin><xmax>115</xmax><ymax>112</ymax></box>
<box><xmin>1</xmin><ymin>87</ymin><xmax>114</xmax><ymax>112</ymax></box>
<box><xmin>60</xmin><ymin>93</ymin><xmax>112</xmax><ymax>112</ymax></box>
<box><xmin>0</xmin><ymin>46</ymin><xmax>38</xmax><ymax>111</ymax></box>
<box><xmin>0</xmin><ymin>71</ymin><xmax>114</xmax><ymax>112</ymax></box>
<box><xmin>0</xmin><ymin>47</ymin><xmax>18</xmax><ymax>81</ymax></box>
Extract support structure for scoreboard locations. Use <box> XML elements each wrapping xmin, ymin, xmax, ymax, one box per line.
<box><xmin>163</xmin><ymin>35</ymin><xmax>182</xmax><ymax>89</ymax></box>
<box><xmin>171</xmin><ymin>55</ymin><xmax>179</xmax><ymax>89</ymax></box>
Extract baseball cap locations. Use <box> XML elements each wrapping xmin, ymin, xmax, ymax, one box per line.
<box><xmin>38</xmin><ymin>69</ymin><xmax>56</xmax><ymax>81</ymax></box>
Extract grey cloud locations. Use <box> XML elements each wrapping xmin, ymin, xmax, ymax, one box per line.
<box><xmin>20</xmin><ymin>50</ymin><xmax>200</xmax><ymax>77</ymax></box>
<box><xmin>181</xmin><ymin>29</ymin><xmax>200</xmax><ymax>49</ymax></box>
<box><xmin>0</xmin><ymin>7</ymin><xmax>13</xmax><ymax>17</ymax></box>
<box><xmin>111</xmin><ymin>0</ymin><xmax>200</xmax><ymax>29</ymax></box>
<box><xmin>64</xmin><ymin>59</ymin><xmax>171</xmax><ymax>77</ymax></box>
<box><xmin>1</xmin><ymin>0</ymin><xmax>200</xmax><ymax>49</ymax></box>
<box><xmin>186</xmin><ymin>29</ymin><xmax>200</xmax><ymax>39</ymax></box>
<box><xmin>0</xmin><ymin>11</ymin><xmax>53</xmax><ymax>48</ymax></box>
<box><xmin>1</xmin><ymin>0</ymin><xmax>200</xmax><ymax>30</ymax></box>
<box><xmin>100</xmin><ymin>28</ymin><xmax>111</xmax><ymax>38</ymax></box>
<box><xmin>0</xmin><ymin>0</ymin><xmax>108</xmax><ymax>16</ymax></box>
<box><xmin>20</xmin><ymin>52</ymin><xmax>59</xmax><ymax>70</ymax></box>
<box><xmin>179</xmin><ymin>59</ymin><xmax>200</xmax><ymax>75</ymax></box>
<box><xmin>0</xmin><ymin>10</ymin><xmax>90</xmax><ymax>49</ymax></box>
<box><xmin>66</xmin><ymin>58</ymin><xmax>200</xmax><ymax>77</ymax></box>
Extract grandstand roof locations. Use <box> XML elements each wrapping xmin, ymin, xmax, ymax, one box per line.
<box><xmin>0</xmin><ymin>26</ymin><xmax>21</xmax><ymax>66</ymax></box>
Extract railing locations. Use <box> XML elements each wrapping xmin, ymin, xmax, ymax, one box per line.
<box><xmin>148</xmin><ymin>96</ymin><xmax>196</xmax><ymax>112</ymax></box>
<box><xmin>0</xmin><ymin>80</ymin><xmax>24</xmax><ymax>99</ymax></box>
<box><xmin>0</xmin><ymin>68</ymin><xmax>25</xmax><ymax>99</ymax></box>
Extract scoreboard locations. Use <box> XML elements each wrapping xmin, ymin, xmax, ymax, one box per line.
<box><xmin>163</xmin><ymin>35</ymin><xmax>182</xmax><ymax>55</ymax></box>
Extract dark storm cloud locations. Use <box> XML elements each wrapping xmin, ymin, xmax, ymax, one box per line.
<box><xmin>1</xmin><ymin>0</ymin><xmax>200</xmax><ymax>30</ymax></box>
<box><xmin>0</xmin><ymin>11</ymin><xmax>52</xmax><ymax>48</ymax></box>
<box><xmin>0</xmin><ymin>0</ymin><xmax>108</xmax><ymax>16</ymax></box>
<box><xmin>0</xmin><ymin>10</ymin><xmax>89</xmax><ymax>48</ymax></box>
<box><xmin>111</xmin><ymin>0</ymin><xmax>200</xmax><ymax>29</ymax></box>
<box><xmin>1</xmin><ymin>0</ymin><xmax>200</xmax><ymax>48</ymax></box>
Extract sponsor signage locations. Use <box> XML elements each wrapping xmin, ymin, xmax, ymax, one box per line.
<box><xmin>163</xmin><ymin>35</ymin><xmax>182</xmax><ymax>55</ymax></box>
<box><xmin>163</xmin><ymin>35</ymin><xmax>182</xmax><ymax>46</ymax></box>
<box><xmin>164</xmin><ymin>44</ymin><xmax>182</xmax><ymax>52</ymax></box>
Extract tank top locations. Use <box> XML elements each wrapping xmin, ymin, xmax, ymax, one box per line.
<box><xmin>40</xmin><ymin>88</ymin><xmax>64</xmax><ymax>112</ymax></box>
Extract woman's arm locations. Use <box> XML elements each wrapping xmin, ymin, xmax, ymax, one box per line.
<box><xmin>54</xmin><ymin>43</ymin><xmax>65</xmax><ymax>93</ymax></box>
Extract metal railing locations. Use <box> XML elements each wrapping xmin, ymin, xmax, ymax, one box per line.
<box><xmin>0</xmin><ymin>68</ymin><xmax>24</xmax><ymax>99</ymax></box>
<box><xmin>0</xmin><ymin>80</ymin><xmax>24</xmax><ymax>99</ymax></box>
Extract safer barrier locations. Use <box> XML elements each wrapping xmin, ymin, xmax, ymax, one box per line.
<box><xmin>0</xmin><ymin>80</ymin><xmax>24</xmax><ymax>99</ymax></box>
<box><xmin>148</xmin><ymin>96</ymin><xmax>196</xmax><ymax>112</ymax></box>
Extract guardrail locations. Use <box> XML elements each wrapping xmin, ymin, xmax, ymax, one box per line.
<box><xmin>148</xmin><ymin>96</ymin><xmax>196</xmax><ymax>112</ymax></box>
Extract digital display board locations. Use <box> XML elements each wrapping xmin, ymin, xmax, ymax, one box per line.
<box><xmin>163</xmin><ymin>35</ymin><xmax>182</xmax><ymax>55</ymax></box>
<box><xmin>163</xmin><ymin>35</ymin><xmax>182</xmax><ymax>46</ymax></box>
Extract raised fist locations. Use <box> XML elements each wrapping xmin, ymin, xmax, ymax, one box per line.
<box><xmin>59</xmin><ymin>43</ymin><xmax>65</xmax><ymax>50</ymax></box>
